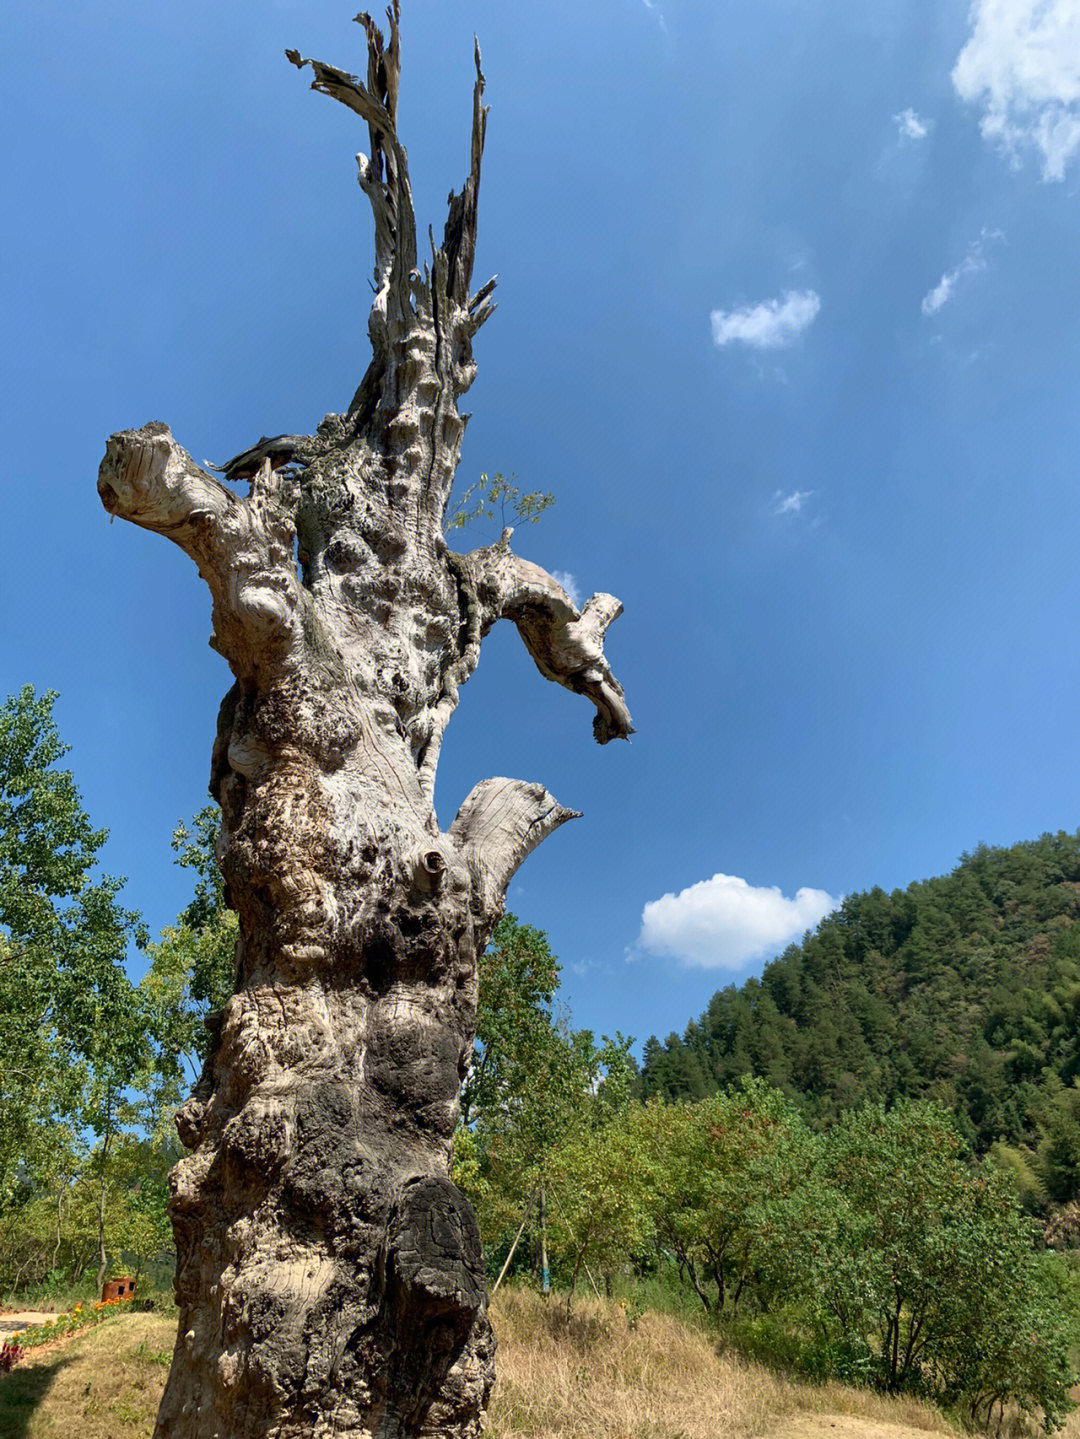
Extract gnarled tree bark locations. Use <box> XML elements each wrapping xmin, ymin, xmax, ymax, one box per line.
<box><xmin>98</xmin><ymin>8</ymin><xmax>630</xmax><ymax>1438</ymax></box>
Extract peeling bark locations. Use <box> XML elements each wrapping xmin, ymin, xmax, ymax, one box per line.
<box><xmin>99</xmin><ymin>10</ymin><xmax>630</xmax><ymax>1438</ymax></box>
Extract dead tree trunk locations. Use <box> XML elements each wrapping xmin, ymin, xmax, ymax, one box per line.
<box><xmin>97</xmin><ymin>8</ymin><xmax>630</xmax><ymax>1437</ymax></box>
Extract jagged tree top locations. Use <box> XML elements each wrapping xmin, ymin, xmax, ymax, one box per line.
<box><xmin>97</xmin><ymin>6</ymin><xmax>631</xmax><ymax>893</ymax></box>
<box><xmin>284</xmin><ymin>2</ymin><xmax>496</xmax><ymax>443</ymax></box>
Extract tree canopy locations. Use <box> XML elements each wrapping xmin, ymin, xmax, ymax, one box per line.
<box><xmin>0</xmin><ymin>688</ymin><xmax>162</xmax><ymax>1291</ymax></box>
<box><xmin>0</xmin><ymin>689</ymin><xmax>146</xmax><ymax>1198</ymax></box>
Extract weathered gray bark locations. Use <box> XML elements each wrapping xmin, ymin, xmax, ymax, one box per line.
<box><xmin>97</xmin><ymin>8</ymin><xmax>630</xmax><ymax>1438</ymax></box>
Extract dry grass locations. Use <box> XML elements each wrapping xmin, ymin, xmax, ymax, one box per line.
<box><xmin>0</xmin><ymin>1312</ymin><xmax>173</xmax><ymax>1439</ymax></box>
<box><xmin>0</xmin><ymin>1293</ymin><xmax>1073</xmax><ymax>1439</ymax></box>
<box><xmin>486</xmin><ymin>1288</ymin><xmax>954</xmax><ymax>1439</ymax></box>
<box><xmin>994</xmin><ymin>1398</ymin><xmax>1080</xmax><ymax>1439</ymax></box>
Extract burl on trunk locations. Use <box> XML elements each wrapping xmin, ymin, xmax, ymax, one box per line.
<box><xmin>97</xmin><ymin>7</ymin><xmax>630</xmax><ymax>1438</ymax></box>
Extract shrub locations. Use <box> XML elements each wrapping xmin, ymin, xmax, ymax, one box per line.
<box><xmin>784</xmin><ymin>1100</ymin><xmax>1080</xmax><ymax>1423</ymax></box>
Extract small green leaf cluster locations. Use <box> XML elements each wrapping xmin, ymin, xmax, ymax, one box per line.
<box><xmin>445</xmin><ymin>473</ymin><xmax>554</xmax><ymax>537</ymax></box>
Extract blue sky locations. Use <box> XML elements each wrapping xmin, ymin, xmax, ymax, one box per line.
<box><xmin>5</xmin><ymin>0</ymin><xmax>1080</xmax><ymax>1053</ymax></box>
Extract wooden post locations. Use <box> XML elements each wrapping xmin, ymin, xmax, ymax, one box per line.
<box><xmin>491</xmin><ymin>1191</ymin><xmax>536</xmax><ymax>1295</ymax></box>
<box><xmin>539</xmin><ymin>1183</ymin><xmax>550</xmax><ymax>1294</ymax></box>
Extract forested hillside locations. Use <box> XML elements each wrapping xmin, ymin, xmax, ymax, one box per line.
<box><xmin>641</xmin><ymin>832</ymin><xmax>1080</xmax><ymax>1208</ymax></box>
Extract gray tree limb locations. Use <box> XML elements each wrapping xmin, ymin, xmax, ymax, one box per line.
<box><xmin>457</xmin><ymin>530</ymin><xmax>633</xmax><ymax>744</ymax></box>
<box><xmin>450</xmin><ymin>778</ymin><xmax>581</xmax><ymax>923</ymax></box>
<box><xmin>98</xmin><ymin>423</ymin><xmax>306</xmax><ymax>685</ymax></box>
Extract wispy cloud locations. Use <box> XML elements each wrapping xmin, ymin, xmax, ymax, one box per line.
<box><xmin>551</xmin><ymin>570</ymin><xmax>583</xmax><ymax>608</ymax></box>
<box><xmin>894</xmin><ymin>107</ymin><xmax>931</xmax><ymax>140</ymax></box>
<box><xmin>630</xmin><ymin>873</ymin><xmax>839</xmax><ymax>970</ymax></box>
<box><xmin>710</xmin><ymin>290</ymin><xmax>821</xmax><ymax>350</ymax></box>
<box><xmin>953</xmin><ymin>0</ymin><xmax>1080</xmax><ymax>181</ymax></box>
<box><xmin>640</xmin><ymin>0</ymin><xmax>668</xmax><ymax>33</ymax></box>
<box><xmin>773</xmin><ymin>489</ymin><xmax>813</xmax><ymax>516</ymax></box>
<box><xmin>921</xmin><ymin>229</ymin><xmax>1004</xmax><ymax>316</ymax></box>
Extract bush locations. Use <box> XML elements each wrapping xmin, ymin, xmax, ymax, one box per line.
<box><xmin>728</xmin><ymin>1308</ymin><xmax>874</xmax><ymax>1386</ymax></box>
<box><xmin>783</xmin><ymin>1100</ymin><xmax>1080</xmax><ymax>1423</ymax></box>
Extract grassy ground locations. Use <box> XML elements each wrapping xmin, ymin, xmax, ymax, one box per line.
<box><xmin>0</xmin><ymin>1291</ymin><xmax>1076</xmax><ymax>1438</ymax></box>
<box><xmin>0</xmin><ymin>1312</ymin><xmax>173</xmax><ymax>1439</ymax></box>
<box><xmin>486</xmin><ymin>1288</ymin><xmax>953</xmax><ymax>1439</ymax></box>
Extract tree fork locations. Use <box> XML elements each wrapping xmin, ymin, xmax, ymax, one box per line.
<box><xmin>98</xmin><ymin>9</ymin><xmax>630</xmax><ymax>1437</ymax></box>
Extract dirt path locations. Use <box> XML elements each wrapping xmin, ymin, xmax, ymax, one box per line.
<box><xmin>0</xmin><ymin>1311</ymin><xmax>62</xmax><ymax>1344</ymax></box>
<box><xmin>765</xmin><ymin>1417</ymin><xmax>947</xmax><ymax>1439</ymax></box>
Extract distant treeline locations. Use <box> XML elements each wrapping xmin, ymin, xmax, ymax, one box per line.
<box><xmin>641</xmin><ymin>832</ymin><xmax>1080</xmax><ymax>1214</ymax></box>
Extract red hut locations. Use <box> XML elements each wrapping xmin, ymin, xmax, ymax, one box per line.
<box><xmin>101</xmin><ymin>1277</ymin><xmax>136</xmax><ymax>1302</ymax></box>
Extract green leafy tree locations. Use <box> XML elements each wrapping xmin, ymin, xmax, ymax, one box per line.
<box><xmin>988</xmin><ymin>1137</ymin><xmax>1047</xmax><ymax>1212</ymax></box>
<box><xmin>787</xmin><ymin>1099</ymin><xmax>1078</xmax><ymax>1420</ymax></box>
<box><xmin>937</xmin><ymin>1246</ymin><xmax>1080</xmax><ymax>1432</ymax></box>
<box><xmin>460</xmin><ymin>915</ymin><xmax>561</xmax><ymax>1128</ymax></box>
<box><xmin>453</xmin><ymin>917</ymin><xmax>637</xmax><ymax>1281</ymax></box>
<box><xmin>459</xmin><ymin>918</ymin><xmax>604</xmax><ymax>1185</ymax></box>
<box><xmin>109</xmin><ymin>1132</ymin><xmax>179</xmax><ymax>1283</ymax></box>
<box><xmin>459</xmin><ymin>1018</ymin><xmax>605</xmax><ymax>1267</ymax></box>
<box><xmin>0</xmin><ymin>687</ymin><xmax>146</xmax><ymax>1291</ymax></box>
<box><xmin>545</xmin><ymin>1116</ymin><xmax>653</xmax><ymax>1313</ymax></box>
<box><xmin>0</xmin><ymin>935</ymin><xmax>56</xmax><ymax>1207</ymax></box>
<box><xmin>141</xmin><ymin>805</ymin><xmax>238</xmax><ymax>1120</ymax></box>
<box><xmin>627</xmin><ymin>1081</ymin><xmax>810</xmax><ymax>1318</ymax></box>
<box><xmin>1033</xmin><ymin>1078</ymin><xmax>1080</xmax><ymax>1205</ymax></box>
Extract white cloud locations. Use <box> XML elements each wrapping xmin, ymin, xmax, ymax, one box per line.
<box><xmin>632</xmin><ymin>873</ymin><xmax>839</xmax><ymax>971</ymax></box>
<box><xmin>773</xmin><ymin>489</ymin><xmax>813</xmax><ymax>515</ymax></box>
<box><xmin>551</xmin><ymin>570</ymin><xmax>583</xmax><ymax>607</ymax></box>
<box><xmin>640</xmin><ymin>0</ymin><xmax>668</xmax><ymax>30</ymax></box>
<box><xmin>952</xmin><ymin>0</ymin><xmax>1080</xmax><ymax>181</ymax></box>
<box><xmin>710</xmin><ymin>290</ymin><xmax>821</xmax><ymax>350</ymax></box>
<box><xmin>894</xmin><ymin>107</ymin><xmax>931</xmax><ymax>140</ymax></box>
<box><xmin>920</xmin><ymin>228</ymin><xmax>1004</xmax><ymax>316</ymax></box>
